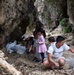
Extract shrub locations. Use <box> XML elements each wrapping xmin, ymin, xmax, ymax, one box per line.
<box><xmin>60</xmin><ymin>18</ymin><xmax>68</xmax><ymax>26</ymax></box>
<box><xmin>62</xmin><ymin>26</ymin><xmax>72</xmax><ymax>33</ymax></box>
<box><xmin>60</xmin><ymin>18</ymin><xmax>72</xmax><ymax>33</ymax></box>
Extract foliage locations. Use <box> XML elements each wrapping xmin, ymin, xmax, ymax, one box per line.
<box><xmin>60</xmin><ymin>18</ymin><xmax>68</xmax><ymax>26</ymax></box>
<box><xmin>60</xmin><ymin>18</ymin><xmax>72</xmax><ymax>33</ymax></box>
<box><xmin>62</xmin><ymin>26</ymin><xmax>72</xmax><ymax>33</ymax></box>
<box><xmin>48</xmin><ymin>34</ymin><xmax>50</xmax><ymax>37</ymax></box>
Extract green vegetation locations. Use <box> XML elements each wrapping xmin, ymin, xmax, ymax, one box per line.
<box><xmin>60</xmin><ymin>18</ymin><xmax>72</xmax><ymax>33</ymax></box>
<box><xmin>60</xmin><ymin>18</ymin><xmax>68</xmax><ymax>26</ymax></box>
<box><xmin>48</xmin><ymin>19</ymin><xmax>52</xmax><ymax>24</ymax></box>
<box><xmin>48</xmin><ymin>34</ymin><xmax>51</xmax><ymax>37</ymax></box>
<box><xmin>62</xmin><ymin>26</ymin><xmax>72</xmax><ymax>33</ymax></box>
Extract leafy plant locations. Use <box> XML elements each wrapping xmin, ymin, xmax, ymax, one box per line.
<box><xmin>60</xmin><ymin>18</ymin><xmax>68</xmax><ymax>26</ymax></box>
<box><xmin>60</xmin><ymin>18</ymin><xmax>72</xmax><ymax>33</ymax></box>
<box><xmin>62</xmin><ymin>26</ymin><xmax>72</xmax><ymax>33</ymax></box>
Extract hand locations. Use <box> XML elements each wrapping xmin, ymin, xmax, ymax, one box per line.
<box><xmin>36</xmin><ymin>42</ymin><xmax>39</xmax><ymax>44</ymax></box>
<box><xmin>54</xmin><ymin>62</ymin><xmax>59</xmax><ymax>68</ymax></box>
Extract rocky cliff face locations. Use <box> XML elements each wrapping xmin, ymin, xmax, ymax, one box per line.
<box><xmin>34</xmin><ymin>0</ymin><xmax>67</xmax><ymax>30</ymax></box>
<box><xmin>0</xmin><ymin>0</ymin><xmax>36</xmax><ymax>46</ymax></box>
<box><xmin>0</xmin><ymin>0</ymin><xmax>28</xmax><ymax>34</ymax></box>
<box><xmin>67</xmin><ymin>0</ymin><xmax>74</xmax><ymax>25</ymax></box>
<box><xmin>67</xmin><ymin>0</ymin><xmax>74</xmax><ymax>43</ymax></box>
<box><xmin>0</xmin><ymin>0</ymin><xmax>74</xmax><ymax>48</ymax></box>
<box><xmin>34</xmin><ymin>0</ymin><xmax>74</xmax><ymax>36</ymax></box>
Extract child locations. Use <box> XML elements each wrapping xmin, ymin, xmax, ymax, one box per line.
<box><xmin>32</xmin><ymin>31</ymin><xmax>41</xmax><ymax>62</ymax></box>
<box><xmin>36</xmin><ymin>29</ymin><xmax>47</xmax><ymax>63</ymax></box>
<box><xmin>48</xmin><ymin>36</ymin><xmax>55</xmax><ymax>46</ymax></box>
<box><xmin>25</xmin><ymin>36</ymin><xmax>34</xmax><ymax>54</ymax></box>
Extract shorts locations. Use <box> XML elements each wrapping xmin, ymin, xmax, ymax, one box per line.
<box><xmin>53</xmin><ymin>57</ymin><xmax>65</xmax><ymax>62</ymax></box>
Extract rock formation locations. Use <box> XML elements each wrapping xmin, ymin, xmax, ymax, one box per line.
<box><xmin>34</xmin><ymin>0</ymin><xmax>68</xmax><ymax>31</ymax></box>
<box><xmin>0</xmin><ymin>0</ymin><xmax>36</xmax><ymax>46</ymax></box>
<box><xmin>0</xmin><ymin>0</ymin><xmax>74</xmax><ymax>48</ymax></box>
<box><xmin>67</xmin><ymin>0</ymin><xmax>74</xmax><ymax>40</ymax></box>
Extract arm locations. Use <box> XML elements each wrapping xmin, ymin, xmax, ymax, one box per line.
<box><xmin>48</xmin><ymin>53</ymin><xmax>55</xmax><ymax>65</ymax></box>
<box><xmin>47</xmin><ymin>46</ymin><xmax>59</xmax><ymax>68</ymax></box>
<box><xmin>48</xmin><ymin>53</ymin><xmax>59</xmax><ymax>67</ymax></box>
<box><xmin>63</xmin><ymin>43</ymin><xmax>74</xmax><ymax>53</ymax></box>
<box><xmin>69</xmin><ymin>48</ymin><xmax>74</xmax><ymax>53</ymax></box>
<box><xmin>37</xmin><ymin>36</ymin><xmax>45</xmax><ymax>44</ymax></box>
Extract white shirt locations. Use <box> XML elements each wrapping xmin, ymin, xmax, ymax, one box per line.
<box><xmin>47</xmin><ymin>42</ymin><xmax>70</xmax><ymax>58</ymax></box>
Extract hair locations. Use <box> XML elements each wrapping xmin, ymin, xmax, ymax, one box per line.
<box><xmin>48</xmin><ymin>37</ymin><xmax>55</xmax><ymax>42</ymax></box>
<box><xmin>35</xmin><ymin>21</ymin><xmax>43</xmax><ymax>30</ymax></box>
<box><xmin>33</xmin><ymin>31</ymin><xmax>37</xmax><ymax>36</ymax></box>
<box><xmin>56</xmin><ymin>36</ymin><xmax>65</xmax><ymax>43</ymax></box>
<box><xmin>37</xmin><ymin>28</ymin><xmax>43</xmax><ymax>33</ymax></box>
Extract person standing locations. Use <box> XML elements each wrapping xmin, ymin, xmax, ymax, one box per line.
<box><xmin>32</xmin><ymin>31</ymin><xmax>41</xmax><ymax>62</ymax></box>
<box><xmin>36</xmin><ymin>29</ymin><xmax>47</xmax><ymax>63</ymax></box>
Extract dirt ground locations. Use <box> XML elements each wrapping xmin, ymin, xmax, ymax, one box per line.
<box><xmin>1</xmin><ymin>48</ymin><xmax>74</xmax><ymax>75</ymax></box>
<box><xmin>0</xmin><ymin>33</ymin><xmax>74</xmax><ymax>75</ymax></box>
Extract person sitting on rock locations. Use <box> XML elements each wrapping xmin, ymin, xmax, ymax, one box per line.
<box><xmin>43</xmin><ymin>36</ymin><xmax>74</xmax><ymax>69</ymax></box>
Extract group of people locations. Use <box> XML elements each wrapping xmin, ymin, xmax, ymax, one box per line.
<box><xmin>24</xmin><ymin>21</ymin><xmax>74</xmax><ymax>69</ymax></box>
<box><xmin>44</xmin><ymin>36</ymin><xmax>74</xmax><ymax>69</ymax></box>
<box><xmin>24</xmin><ymin>21</ymin><xmax>47</xmax><ymax>63</ymax></box>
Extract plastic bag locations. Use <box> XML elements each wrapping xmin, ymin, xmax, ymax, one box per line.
<box><xmin>6</xmin><ymin>40</ymin><xmax>26</xmax><ymax>54</ymax></box>
<box><xmin>6</xmin><ymin>41</ymin><xmax>17</xmax><ymax>53</ymax></box>
<box><xmin>15</xmin><ymin>45</ymin><xmax>26</xmax><ymax>54</ymax></box>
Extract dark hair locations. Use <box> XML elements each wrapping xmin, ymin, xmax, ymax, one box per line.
<box><xmin>48</xmin><ymin>37</ymin><xmax>55</xmax><ymax>42</ymax></box>
<box><xmin>37</xmin><ymin>28</ymin><xmax>46</xmax><ymax>38</ymax></box>
<box><xmin>56</xmin><ymin>36</ymin><xmax>65</xmax><ymax>43</ymax></box>
<box><xmin>35</xmin><ymin>21</ymin><xmax>43</xmax><ymax>30</ymax></box>
<box><xmin>33</xmin><ymin>31</ymin><xmax>37</xmax><ymax>36</ymax></box>
<box><xmin>37</xmin><ymin>28</ymin><xmax>43</xmax><ymax>33</ymax></box>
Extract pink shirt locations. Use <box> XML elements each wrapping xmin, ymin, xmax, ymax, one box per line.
<box><xmin>37</xmin><ymin>35</ymin><xmax>47</xmax><ymax>53</ymax></box>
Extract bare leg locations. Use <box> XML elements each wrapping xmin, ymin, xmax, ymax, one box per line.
<box><xmin>58</xmin><ymin>58</ymin><xmax>66</xmax><ymax>67</ymax></box>
<box><xmin>43</xmin><ymin>60</ymin><xmax>53</xmax><ymax>69</ymax></box>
